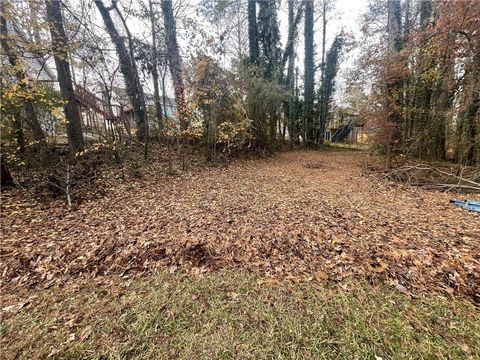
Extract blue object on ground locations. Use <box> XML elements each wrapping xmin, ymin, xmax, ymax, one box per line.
<box><xmin>450</xmin><ymin>199</ymin><xmax>480</xmax><ymax>213</ymax></box>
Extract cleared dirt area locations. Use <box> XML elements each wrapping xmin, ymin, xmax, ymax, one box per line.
<box><xmin>1</xmin><ymin>150</ymin><xmax>479</xmax><ymax>301</ymax></box>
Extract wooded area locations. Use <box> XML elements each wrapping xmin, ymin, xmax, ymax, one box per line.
<box><xmin>1</xmin><ymin>0</ymin><xmax>479</xmax><ymax>358</ymax></box>
<box><xmin>1</xmin><ymin>0</ymin><xmax>478</xmax><ymax>175</ymax></box>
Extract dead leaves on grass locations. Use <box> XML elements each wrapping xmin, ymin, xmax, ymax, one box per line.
<box><xmin>1</xmin><ymin>151</ymin><xmax>479</xmax><ymax>302</ymax></box>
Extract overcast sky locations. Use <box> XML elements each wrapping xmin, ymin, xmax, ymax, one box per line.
<box><xmin>79</xmin><ymin>0</ymin><xmax>370</xmax><ymax>102</ymax></box>
<box><xmin>275</xmin><ymin>0</ymin><xmax>369</xmax><ymax>103</ymax></box>
<box><xmin>319</xmin><ymin>0</ymin><xmax>369</xmax><ymax>103</ymax></box>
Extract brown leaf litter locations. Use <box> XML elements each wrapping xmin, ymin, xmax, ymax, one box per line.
<box><xmin>1</xmin><ymin>151</ymin><xmax>479</xmax><ymax>302</ymax></box>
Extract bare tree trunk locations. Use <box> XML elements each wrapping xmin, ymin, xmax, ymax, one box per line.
<box><xmin>7</xmin><ymin>107</ymin><xmax>26</xmax><ymax>153</ymax></box>
<box><xmin>95</xmin><ymin>0</ymin><xmax>147</xmax><ymax>141</ymax></box>
<box><xmin>111</xmin><ymin>1</ymin><xmax>149</xmax><ymax>158</ymax></box>
<box><xmin>320</xmin><ymin>0</ymin><xmax>327</xmax><ymax>82</ymax></box>
<box><xmin>161</xmin><ymin>0</ymin><xmax>187</xmax><ymax>129</ymax></box>
<box><xmin>284</xmin><ymin>0</ymin><xmax>302</xmax><ymax>144</ymax></box>
<box><xmin>269</xmin><ymin>111</ymin><xmax>277</xmax><ymax>142</ymax></box>
<box><xmin>160</xmin><ymin>61</ymin><xmax>169</xmax><ymax>122</ymax></box>
<box><xmin>303</xmin><ymin>0</ymin><xmax>315</xmax><ymax>146</ymax></box>
<box><xmin>149</xmin><ymin>0</ymin><xmax>163</xmax><ymax>135</ymax></box>
<box><xmin>1</xmin><ymin>161</ymin><xmax>14</xmax><ymax>187</ymax></box>
<box><xmin>316</xmin><ymin>0</ymin><xmax>327</xmax><ymax>145</ymax></box>
<box><xmin>46</xmin><ymin>0</ymin><xmax>84</xmax><ymax>153</ymax></box>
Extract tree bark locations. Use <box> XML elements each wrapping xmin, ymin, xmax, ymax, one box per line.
<box><xmin>1</xmin><ymin>161</ymin><xmax>14</xmax><ymax>187</ymax></box>
<box><xmin>284</xmin><ymin>0</ymin><xmax>302</xmax><ymax>143</ymax></box>
<box><xmin>160</xmin><ymin>0</ymin><xmax>187</xmax><ymax>129</ymax></box>
<box><xmin>95</xmin><ymin>0</ymin><xmax>147</xmax><ymax>140</ymax></box>
<box><xmin>112</xmin><ymin>0</ymin><xmax>148</xmax><ymax>157</ymax></box>
<box><xmin>316</xmin><ymin>0</ymin><xmax>327</xmax><ymax>145</ymax></box>
<box><xmin>385</xmin><ymin>0</ymin><xmax>403</xmax><ymax>165</ymax></box>
<box><xmin>285</xmin><ymin>0</ymin><xmax>295</xmax><ymax>142</ymax></box>
<box><xmin>46</xmin><ymin>0</ymin><xmax>84</xmax><ymax>152</ymax></box>
<box><xmin>387</xmin><ymin>0</ymin><xmax>402</xmax><ymax>54</ymax></box>
<box><xmin>149</xmin><ymin>0</ymin><xmax>163</xmax><ymax>135</ymax></box>
<box><xmin>257</xmin><ymin>0</ymin><xmax>280</xmax><ymax>81</ymax></box>
<box><xmin>280</xmin><ymin>1</ymin><xmax>303</xmax><ymax>75</ymax></box>
<box><xmin>303</xmin><ymin>0</ymin><xmax>315</xmax><ymax>146</ymax></box>
<box><xmin>247</xmin><ymin>0</ymin><xmax>259</xmax><ymax>65</ymax></box>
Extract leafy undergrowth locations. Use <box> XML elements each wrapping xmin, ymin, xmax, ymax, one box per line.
<box><xmin>1</xmin><ymin>150</ymin><xmax>479</xmax><ymax>302</ymax></box>
<box><xmin>1</xmin><ymin>272</ymin><xmax>479</xmax><ymax>359</ymax></box>
<box><xmin>1</xmin><ymin>141</ymin><xmax>208</xmax><ymax>207</ymax></box>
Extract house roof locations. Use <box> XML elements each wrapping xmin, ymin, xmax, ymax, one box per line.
<box><xmin>7</xmin><ymin>20</ymin><xmax>56</xmax><ymax>82</ymax></box>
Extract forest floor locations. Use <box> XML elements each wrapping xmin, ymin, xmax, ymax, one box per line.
<box><xmin>1</xmin><ymin>149</ymin><xmax>480</xmax><ymax>358</ymax></box>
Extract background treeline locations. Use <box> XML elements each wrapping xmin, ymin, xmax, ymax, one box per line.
<box><xmin>1</xmin><ymin>0</ymin><xmax>479</xmax><ymax>193</ymax></box>
<box><xmin>361</xmin><ymin>0</ymin><xmax>480</xmax><ymax>165</ymax></box>
<box><xmin>0</xmin><ymin>1</ymin><xmax>346</xmax><ymax>169</ymax></box>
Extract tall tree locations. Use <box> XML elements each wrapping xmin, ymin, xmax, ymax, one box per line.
<box><xmin>148</xmin><ymin>0</ymin><xmax>163</xmax><ymax>133</ymax></box>
<box><xmin>460</xmin><ymin>27</ymin><xmax>480</xmax><ymax>164</ymax></box>
<box><xmin>360</xmin><ymin>0</ymin><xmax>479</xmax><ymax>164</ymax></box>
<box><xmin>315</xmin><ymin>0</ymin><xmax>331</xmax><ymax>145</ymax></box>
<box><xmin>112</xmin><ymin>1</ymin><xmax>148</xmax><ymax>146</ymax></box>
<box><xmin>281</xmin><ymin>1</ymin><xmax>303</xmax><ymax>74</ymax></box>
<box><xmin>409</xmin><ymin>0</ymin><xmax>434</xmax><ymax>157</ymax></box>
<box><xmin>0</xmin><ymin>2</ymin><xmax>46</xmax><ymax>147</ymax></box>
<box><xmin>387</xmin><ymin>0</ymin><xmax>402</xmax><ymax>54</ymax></box>
<box><xmin>257</xmin><ymin>0</ymin><xmax>282</xmax><ymax>140</ymax></box>
<box><xmin>94</xmin><ymin>0</ymin><xmax>147</xmax><ymax>140</ymax></box>
<box><xmin>385</xmin><ymin>0</ymin><xmax>402</xmax><ymax>164</ymax></box>
<box><xmin>257</xmin><ymin>0</ymin><xmax>281</xmax><ymax>81</ymax></box>
<box><xmin>247</xmin><ymin>0</ymin><xmax>259</xmax><ymax>65</ymax></box>
<box><xmin>317</xmin><ymin>33</ymin><xmax>344</xmax><ymax>144</ymax></box>
<box><xmin>319</xmin><ymin>0</ymin><xmax>327</xmax><ymax>95</ymax></box>
<box><xmin>303</xmin><ymin>0</ymin><xmax>314</xmax><ymax>146</ymax></box>
<box><xmin>160</xmin><ymin>0</ymin><xmax>187</xmax><ymax>129</ymax></box>
<box><xmin>284</xmin><ymin>0</ymin><xmax>303</xmax><ymax>142</ymax></box>
<box><xmin>46</xmin><ymin>0</ymin><xmax>84</xmax><ymax>152</ymax></box>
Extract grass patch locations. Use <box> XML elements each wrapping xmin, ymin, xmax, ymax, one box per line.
<box><xmin>324</xmin><ymin>142</ymin><xmax>370</xmax><ymax>151</ymax></box>
<box><xmin>2</xmin><ymin>272</ymin><xmax>479</xmax><ymax>359</ymax></box>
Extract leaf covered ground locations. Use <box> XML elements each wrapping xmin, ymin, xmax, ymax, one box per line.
<box><xmin>1</xmin><ymin>150</ymin><xmax>479</xmax><ymax>303</ymax></box>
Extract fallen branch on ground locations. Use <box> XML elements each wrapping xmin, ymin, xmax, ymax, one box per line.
<box><xmin>387</xmin><ymin>164</ymin><xmax>480</xmax><ymax>193</ymax></box>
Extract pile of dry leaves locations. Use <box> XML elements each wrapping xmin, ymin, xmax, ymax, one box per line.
<box><xmin>1</xmin><ymin>151</ymin><xmax>479</xmax><ymax>302</ymax></box>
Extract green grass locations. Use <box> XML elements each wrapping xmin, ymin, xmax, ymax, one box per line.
<box><xmin>2</xmin><ymin>272</ymin><xmax>479</xmax><ymax>359</ymax></box>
